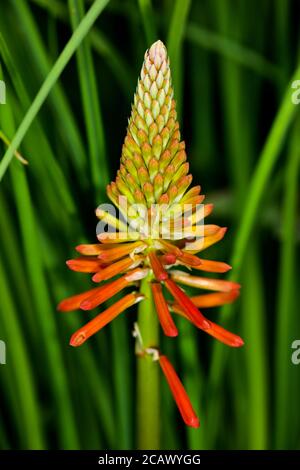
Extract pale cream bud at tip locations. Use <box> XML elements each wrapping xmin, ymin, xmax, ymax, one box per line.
<box><xmin>148</xmin><ymin>40</ymin><xmax>167</xmax><ymax>65</ymax></box>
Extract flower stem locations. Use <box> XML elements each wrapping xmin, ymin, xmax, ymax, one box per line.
<box><xmin>136</xmin><ymin>274</ymin><xmax>160</xmax><ymax>449</ymax></box>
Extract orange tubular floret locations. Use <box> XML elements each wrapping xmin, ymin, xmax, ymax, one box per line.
<box><xmin>159</xmin><ymin>239</ymin><xmax>183</xmax><ymax>256</ymax></box>
<box><xmin>203</xmin><ymin>321</ymin><xmax>244</xmax><ymax>347</ymax></box>
<box><xmin>76</xmin><ymin>244</ymin><xmax>104</xmax><ymax>255</ymax></box>
<box><xmin>170</xmin><ymin>271</ymin><xmax>241</xmax><ymax>292</ymax></box>
<box><xmin>170</xmin><ymin>305</ymin><xmax>243</xmax><ymax>347</ymax></box>
<box><xmin>181</xmin><ymin>185</ymin><xmax>201</xmax><ymax>201</ymax></box>
<box><xmin>184</xmin><ymin>227</ymin><xmax>227</xmax><ymax>253</ymax></box>
<box><xmin>80</xmin><ymin>275</ymin><xmax>131</xmax><ymax>311</ymax></box>
<box><xmin>181</xmin><ymin>194</ymin><xmax>205</xmax><ymax>206</ymax></box>
<box><xmin>193</xmin><ymin>259</ymin><xmax>232</xmax><ymax>273</ymax></box>
<box><xmin>177</xmin><ymin>252</ymin><xmax>202</xmax><ymax>267</ymax></box>
<box><xmin>189</xmin><ymin>290</ymin><xmax>240</xmax><ymax>307</ymax></box>
<box><xmin>203</xmin><ymin>225</ymin><xmax>221</xmax><ymax>235</ymax></box>
<box><xmin>66</xmin><ymin>257</ymin><xmax>105</xmax><ymax>273</ymax></box>
<box><xmin>151</xmin><ymin>283</ymin><xmax>178</xmax><ymax>337</ymax></box>
<box><xmin>164</xmin><ymin>279</ymin><xmax>210</xmax><ymax>329</ymax></box>
<box><xmin>70</xmin><ymin>293</ymin><xmax>144</xmax><ymax>347</ymax></box>
<box><xmin>57</xmin><ymin>286</ymin><xmax>103</xmax><ymax>312</ymax></box>
<box><xmin>97</xmin><ymin>232</ymin><xmax>140</xmax><ymax>243</ymax></box>
<box><xmin>98</xmin><ymin>241</ymin><xmax>145</xmax><ymax>263</ymax></box>
<box><xmin>202</xmin><ymin>203</ymin><xmax>214</xmax><ymax>218</ymax></box>
<box><xmin>159</xmin><ymin>355</ymin><xmax>200</xmax><ymax>428</ymax></box>
<box><xmin>149</xmin><ymin>251</ymin><xmax>169</xmax><ymax>281</ymax></box>
<box><xmin>172</xmin><ymin>290</ymin><xmax>240</xmax><ymax>311</ymax></box>
<box><xmin>92</xmin><ymin>256</ymin><xmax>141</xmax><ymax>282</ymax></box>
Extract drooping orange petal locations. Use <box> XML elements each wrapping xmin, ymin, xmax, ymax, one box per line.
<box><xmin>159</xmin><ymin>239</ymin><xmax>183</xmax><ymax>256</ymax></box>
<box><xmin>177</xmin><ymin>252</ymin><xmax>202</xmax><ymax>267</ymax></box>
<box><xmin>184</xmin><ymin>227</ymin><xmax>227</xmax><ymax>253</ymax></box>
<box><xmin>98</xmin><ymin>241</ymin><xmax>146</xmax><ymax>263</ymax></box>
<box><xmin>170</xmin><ymin>271</ymin><xmax>241</xmax><ymax>292</ymax></box>
<box><xmin>97</xmin><ymin>232</ymin><xmax>140</xmax><ymax>243</ymax></box>
<box><xmin>202</xmin><ymin>224</ymin><xmax>221</xmax><ymax>236</ymax></box>
<box><xmin>191</xmin><ymin>289</ymin><xmax>240</xmax><ymax>307</ymax></box>
<box><xmin>159</xmin><ymin>355</ymin><xmax>200</xmax><ymax>428</ymax></box>
<box><xmin>66</xmin><ymin>257</ymin><xmax>105</xmax><ymax>273</ymax></box>
<box><xmin>181</xmin><ymin>194</ymin><xmax>205</xmax><ymax>206</ymax></box>
<box><xmin>70</xmin><ymin>293</ymin><xmax>144</xmax><ymax>347</ymax></box>
<box><xmin>164</xmin><ymin>278</ymin><xmax>210</xmax><ymax>329</ymax></box>
<box><xmin>172</xmin><ymin>290</ymin><xmax>240</xmax><ymax>310</ymax></box>
<box><xmin>76</xmin><ymin>244</ymin><xmax>103</xmax><ymax>255</ymax></box>
<box><xmin>171</xmin><ymin>306</ymin><xmax>243</xmax><ymax>347</ymax></box>
<box><xmin>202</xmin><ymin>203</ymin><xmax>214</xmax><ymax>218</ymax></box>
<box><xmin>80</xmin><ymin>275</ymin><xmax>131</xmax><ymax>310</ymax></box>
<box><xmin>151</xmin><ymin>283</ymin><xmax>178</xmax><ymax>337</ymax></box>
<box><xmin>149</xmin><ymin>251</ymin><xmax>169</xmax><ymax>281</ymax></box>
<box><xmin>57</xmin><ymin>286</ymin><xmax>103</xmax><ymax>312</ymax></box>
<box><xmin>92</xmin><ymin>256</ymin><xmax>142</xmax><ymax>282</ymax></box>
<box><xmin>203</xmin><ymin>321</ymin><xmax>244</xmax><ymax>347</ymax></box>
<box><xmin>193</xmin><ymin>259</ymin><xmax>232</xmax><ymax>273</ymax></box>
<box><xmin>188</xmin><ymin>203</ymin><xmax>213</xmax><ymax>226</ymax></box>
<box><xmin>184</xmin><ymin>224</ymin><xmax>221</xmax><ymax>238</ymax></box>
<box><xmin>180</xmin><ymin>185</ymin><xmax>201</xmax><ymax>201</ymax></box>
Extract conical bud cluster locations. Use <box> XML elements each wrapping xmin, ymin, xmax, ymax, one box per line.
<box><xmin>107</xmin><ymin>40</ymin><xmax>193</xmax><ymax>211</ymax></box>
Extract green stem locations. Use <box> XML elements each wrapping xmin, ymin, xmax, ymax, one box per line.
<box><xmin>136</xmin><ymin>275</ymin><xmax>160</xmax><ymax>449</ymax></box>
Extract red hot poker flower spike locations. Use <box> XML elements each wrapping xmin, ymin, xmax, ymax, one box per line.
<box><xmin>58</xmin><ymin>40</ymin><xmax>243</xmax><ymax>429</ymax></box>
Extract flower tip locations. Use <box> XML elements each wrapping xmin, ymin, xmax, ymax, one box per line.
<box><xmin>159</xmin><ymin>355</ymin><xmax>200</xmax><ymax>428</ymax></box>
<box><xmin>233</xmin><ymin>336</ymin><xmax>244</xmax><ymax>348</ymax></box>
<box><xmin>188</xmin><ymin>416</ymin><xmax>200</xmax><ymax>428</ymax></box>
<box><xmin>148</xmin><ymin>39</ymin><xmax>167</xmax><ymax>61</ymax></box>
<box><xmin>70</xmin><ymin>332</ymin><xmax>86</xmax><ymax>347</ymax></box>
<box><xmin>57</xmin><ymin>300</ymin><xmax>68</xmax><ymax>312</ymax></box>
<box><xmin>66</xmin><ymin>260</ymin><xmax>77</xmax><ymax>271</ymax></box>
<box><xmin>232</xmin><ymin>282</ymin><xmax>242</xmax><ymax>291</ymax></box>
<box><xmin>79</xmin><ymin>300</ymin><xmax>92</xmax><ymax>311</ymax></box>
<box><xmin>167</xmin><ymin>327</ymin><xmax>179</xmax><ymax>338</ymax></box>
<box><xmin>151</xmin><ymin>39</ymin><xmax>165</xmax><ymax>48</ymax></box>
<box><xmin>228</xmin><ymin>289</ymin><xmax>241</xmax><ymax>302</ymax></box>
<box><xmin>92</xmin><ymin>273</ymin><xmax>100</xmax><ymax>282</ymax></box>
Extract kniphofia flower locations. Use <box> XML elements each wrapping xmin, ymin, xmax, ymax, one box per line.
<box><xmin>58</xmin><ymin>40</ymin><xmax>243</xmax><ymax>428</ymax></box>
